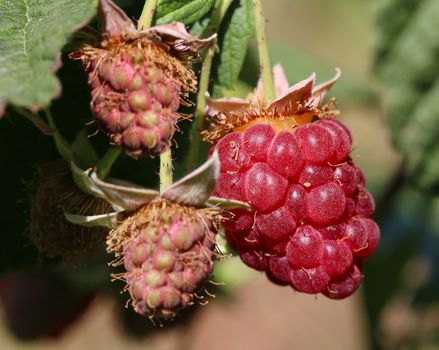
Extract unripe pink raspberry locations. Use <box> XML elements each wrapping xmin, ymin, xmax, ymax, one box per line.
<box><xmin>73</xmin><ymin>45</ymin><xmax>190</xmax><ymax>158</ymax></box>
<box><xmin>71</xmin><ymin>18</ymin><xmax>213</xmax><ymax>158</ymax></box>
<box><xmin>107</xmin><ymin>199</ymin><xmax>219</xmax><ymax>320</ymax></box>
<box><xmin>204</xmin><ymin>67</ymin><xmax>380</xmax><ymax>299</ymax></box>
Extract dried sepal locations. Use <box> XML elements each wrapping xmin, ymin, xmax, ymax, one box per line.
<box><xmin>203</xmin><ymin>67</ymin><xmax>341</xmax><ymax>143</ymax></box>
<box><xmin>90</xmin><ymin>171</ymin><xmax>159</xmax><ymax>211</ymax></box>
<box><xmin>87</xmin><ymin>155</ymin><xmax>249</xmax><ymax>212</ymax></box>
<box><xmin>206</xmin><ymin>196</ymin><xmax>252</xmax><ymax>210</ymax></box>
<box><xmin>162</xmin><ymin>151</ymin><xmax>220</xmax><ymax>207</ymax></box>
<box><xmin>98</xmin><ymin>0</ymin><xmax>136</xmax><ymax>37</ymax></box>
<box><xmin>64</xmin><ymin>210</ymin><xmax>122</xmax><ymax>229</ymax></box>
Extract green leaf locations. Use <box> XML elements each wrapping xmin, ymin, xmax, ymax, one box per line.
<box><xmin>0</xmin><ymin>0</ymin><xmax>98</xmax><ymax>115</ymax></box>
<box><xmin>156</xmin><ymin>0</ymin><xmax>216</xmax><ymax>25</ymax></box>
<box><xmin>46</xmin><ymin>109</ymin><xmax>74</xmax><ymax>162</ymax></box>
<box><xmin>213</xmin><ymin>0</ymin><xmax>254</xmax><ymax>97</ymax></box>
<box><xmin>373</xmin><ymin>0</ymin><xmax>424</xmax><ymax>66</ymax></box>
<box><xmin>401</xmin><ymin>77</ymin><xmax>439</xmax><ymax>191</ymax></box>
<box><xmin>190</xmin><ymin>16</ymin><xmax>211</xmax><ymax>36</ymax></box>
<box><xmin>374</xmin><ymin>0</ymin><xmax>439</xmax><ymax>192</ymax></box>
<box><xmin>71</xmin><ymin>129</ymin><xmax>99</xmax><ymax>168</ymax></box>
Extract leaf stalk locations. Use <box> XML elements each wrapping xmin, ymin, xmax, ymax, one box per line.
<box><xmin>138</xmin><ymin>0</ymin><xmax>159</xmax><ymax>30</ymax></box>
<box><xmin>252</xmin><ymin>0</ymin><xmax>275</xmax><ymax>104</ymax></box>
<box><xmin>185</xmin><ymin>0</ymin><xmax>235</xmax><ymax>172</ymax></box>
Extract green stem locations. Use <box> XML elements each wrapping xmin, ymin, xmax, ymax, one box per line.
<box><xmin>45</xmin><ymin>109</ymin><xmax>75</xmax><ymax>162</ymax></box>
<box><xmin>185</xmin><ymin>0</ymin><xmax>234</xmax><ymax>172</ymax></box>
<box><xmin>252</xmin><ymin>0</ymin><xmax>275</xmax><ymax>104</ymax></box>
<box><xmin>160</xmin><ymin>149</ymin><xmax>173</xmax><ymax>194</ymax></box>
<box><xmin>97</xmin><ymin>147</ymin><xmax>122</xmax><ymax>179</ymax></box>
<box><xmin>16</xmin><ymin>107</ymin><xmax>54</xmax><ymax>136</ymax></box>
<box><xmin>138</xmin><ymin>0</ymin><xmax>158</xmax><ymax>30</ymax></box>
<box><xmin>185</xmin><ymin>45</ymin><xmax>216</xmax><ymax>172</ymax></box>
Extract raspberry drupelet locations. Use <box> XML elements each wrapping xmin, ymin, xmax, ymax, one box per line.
<box><xmin>204</xmin><ymin>65</ymin><xmax>380</xmax><ymax>299</ymax></box>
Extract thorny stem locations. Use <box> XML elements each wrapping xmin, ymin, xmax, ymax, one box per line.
<box><xmin>252</xmin><ymin>0</ymin><xmax>275</xmax><ymax>104</ymax></box>
<box><xmin>185</xmin><ymin>0</ymin><xmax>234</xmax><ymax>172</ymax></box>
<box><xmin>138</xmin><ymin>0</ymin><xmax>158</xmax><ymax>30</ymax></box>
<box><xmin>97</xmin><ymin>147</ymin><xmax>122</xmax><ymax>179</ymax></box>
<box><xmin>160</xmin><ymin>149</ymin><xmax>173</xmax><ymax>194</ymax></box>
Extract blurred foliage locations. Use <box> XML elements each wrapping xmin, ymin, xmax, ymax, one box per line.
<box><xmin>211</xmin><ymin>0</ymin><xmax>254</xmax><ymax>97</ymax></box>
<box><xmin>371</xmin><ymin>1</ymin><xmax>439</xmax><ymax>348</ymax></box>
<box><xmin>155</xmin><ymin>0</ymin><xmax>216</xmax><ymax>25</ymax></box>
<box><xmin>375</xmin><ymin>0</ymin><xmax>439</xmax><ymax>193</ymax></box>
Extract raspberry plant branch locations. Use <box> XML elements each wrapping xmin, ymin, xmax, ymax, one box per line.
<box><xmin>14</xmin><ymin>107</ymin><xmax>54</xmax><ymax>136</ymax></box>
<box><xmin>252</xmin><ymin>0</ymin><xmax>275</xmax><ymax>104</ymax></box>
<box><xmin>138</xmin><ymin>0</ymin><xmax>159</xmax><ymax>30</ymax></box>
<box><xmin>45</xmin><ymin>109</ymin><xmax>75</xmax><ymax>162</ymax></box>
<box><xmin>185</xmin><ymin>0</ymin><xmax>235</xmax><ymax>172</ymax></box>
<box><xmin>160</xmin><ymin>149</ymin><xmax>173</xmax><ymax>194</ymax></box>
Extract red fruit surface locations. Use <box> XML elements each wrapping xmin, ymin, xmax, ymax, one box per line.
<box><xmin>212</xmin><ymin>119</ymin><xmax>380</xmax><ymax>299</ymax></box>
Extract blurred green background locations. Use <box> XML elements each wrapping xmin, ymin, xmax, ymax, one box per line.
<box><xmin>1</xmin><ymin>0</ymin><xmax>438</xmax><ymax>349</ymax></box>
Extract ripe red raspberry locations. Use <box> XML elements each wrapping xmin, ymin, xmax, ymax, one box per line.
<box><xmin>205</xmin><ymin>67</ymin><xmax>380</xmax><ymax>299</ymax></box>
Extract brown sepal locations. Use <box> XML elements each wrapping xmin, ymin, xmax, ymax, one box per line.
<box><xmin>98</xmin><ymin>0</ymin><xmax>136</xmax><ymax>37</ymax></box>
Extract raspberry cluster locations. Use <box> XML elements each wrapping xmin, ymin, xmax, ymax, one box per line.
<box><xmin>214</xmin><ymin>118</ymin><xmax>380</xmax><ymax>299</ymax></box>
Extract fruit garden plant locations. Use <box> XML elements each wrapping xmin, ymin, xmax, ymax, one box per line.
<box><xmin>0</xmin><ymin>0</ymin><xmax>380</xmax><ymax>323</ymax></box>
